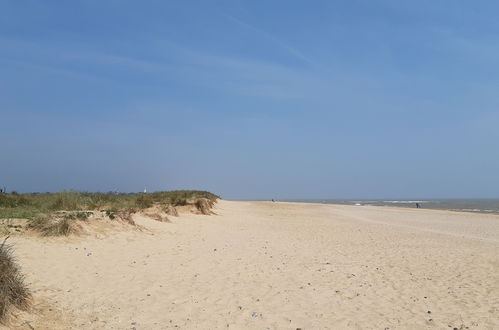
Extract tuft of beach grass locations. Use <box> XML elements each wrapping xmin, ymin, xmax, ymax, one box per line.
<box><xmin>0</xmin><ymin>237</ymin><xmax>31</xmax><ymax>324</ymax></box>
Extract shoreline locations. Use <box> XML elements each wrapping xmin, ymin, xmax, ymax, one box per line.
<box><xmin>274</xmin><ymin>199</ymin><xmax>499</xmax><ymax>216</ymax></box>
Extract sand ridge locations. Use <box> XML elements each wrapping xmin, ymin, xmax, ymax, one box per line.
<box><xmin>4</xmin><ymin>200</ymin><xmax>499</xmax><ymax>329</ymax></box>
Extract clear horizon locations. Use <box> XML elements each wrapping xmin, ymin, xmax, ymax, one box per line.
<box><xmin>1</xmin><ymin>1</ymin><xmax>499</xmax><ymax>199</ymax></box>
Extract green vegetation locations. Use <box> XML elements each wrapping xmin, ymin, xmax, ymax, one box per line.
<box><xmin>0</xmin><ymin>238</ymin><xmax>31</xmax><ymax>324</ymax></box>
<box><xmin>0</xmin><ymin>190</ymin><xmax>218</xmax><ymax>218</ymax></box>
<box><xmin>0</xmin><ymin>190</ymin><xmax>219</xmax><ymax>236</ymax></box>
<box><xmin>27</xmin><ymin>215</ymin><xmax>82</xmax><ymax>237</ymax></box>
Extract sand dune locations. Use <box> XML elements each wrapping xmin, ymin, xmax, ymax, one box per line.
<box><xmin>5</xmin><ymin>201</ymin><xmax>499</xmax><ymax>329</ymax></box>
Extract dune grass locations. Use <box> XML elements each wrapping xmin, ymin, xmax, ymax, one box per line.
<box><xmin>0</xmin><ymin>238</ymin><xmax>31</xmax><ymax>324</ymax></box>
<box><xmin>195</xmin><ymin>198</ymin><xmax>216</xmax><ymax>215</ymax></box>
<box><xmin>0</xmin><ymin>190</ymin><xmax>218</xmax><ymax>217</ymax></box>
<box><xmin>0</xmin><ymin>190</ymin><xmax>219</xmax><ymax>236</ymax></box>
<box><xmin>27</xmin><ymin>216</ymin><xmax>82</xmax><ymax>237</ymax></box>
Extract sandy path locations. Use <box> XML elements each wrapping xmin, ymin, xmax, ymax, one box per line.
<box><xmin>6</xmin><ymin>201</ymin><xmax>499</xmax><ymax>329</ymax></box>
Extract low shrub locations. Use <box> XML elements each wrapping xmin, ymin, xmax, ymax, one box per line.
<box><xmin>135</xmin><ymin>194</ymin><xmax>154</xmax><ymax>209</ymax></box>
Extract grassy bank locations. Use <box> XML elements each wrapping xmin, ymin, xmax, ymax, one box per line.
<box><xmin>0</xmin><ymin>190</ymin><xmax>219</xmax><ymax>219</ymax></box>
<box><xmin>0</xmin><ymin>190</ymin><xmax>219</xmax><ymax>236</ymax></box>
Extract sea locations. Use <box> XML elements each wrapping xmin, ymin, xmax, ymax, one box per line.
<box><xmin>284</xmin><ymin>199</ymin><xmax>499</xmax><ymax>215</ymax></box>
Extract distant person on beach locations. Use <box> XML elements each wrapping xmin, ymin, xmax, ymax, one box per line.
<box><xmin>416</xmin><ymin>203</ymin><xmax>421</xmax><ymax>208</ymax></box>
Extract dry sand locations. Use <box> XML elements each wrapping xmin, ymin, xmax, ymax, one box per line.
<box><xmin>5</xmin><ymin>201</ymin><xmax>499</xmax><ymax>329</ymax></box>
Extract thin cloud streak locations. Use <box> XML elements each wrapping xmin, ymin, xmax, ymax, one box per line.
<box><xmin>222</xmin><ymin>13</ymin><xmax>314</xmax><ymax>66</ymax></box>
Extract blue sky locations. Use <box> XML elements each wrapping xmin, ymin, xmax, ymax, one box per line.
<box><xmin>1</xmin><ymin>0</ymin><xmax>499</xmax><ymax>199</ymax></box>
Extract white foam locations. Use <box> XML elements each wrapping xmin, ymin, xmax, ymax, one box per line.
<box><xmin>383</xmin><ymin>201</ymin><xmax>429</xmax><ymax>204</ymax></box>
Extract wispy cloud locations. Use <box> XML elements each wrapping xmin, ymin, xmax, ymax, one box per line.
<box><xmin>222</xmin><ymin>13</ymin><xmax>314</xmax><ymax>66</ymax></box>
<box><xmin>1</xmin><ymin>35</ymin><xmax>332</xmax><ymax>100</ymax></box>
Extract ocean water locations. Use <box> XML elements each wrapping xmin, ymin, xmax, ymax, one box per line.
<box><xmin>286</xmin><ymin>199</ymin><xmax>499</xmax><ymax>214</ymax></box>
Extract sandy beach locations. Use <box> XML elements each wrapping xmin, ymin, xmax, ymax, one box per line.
<box><xmin>6</xmin><ymin>200</ymin><xmax>499</xmax><ymax>329</ymax></box>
